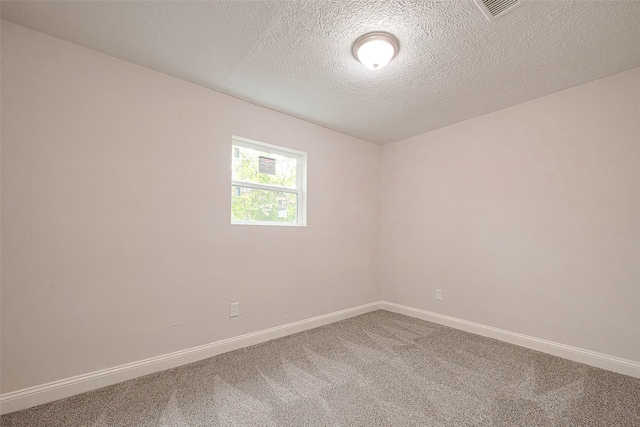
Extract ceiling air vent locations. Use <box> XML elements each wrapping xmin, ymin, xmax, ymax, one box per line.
<box><xmin>472</xmin><ymin>0</ymin><xmax>521</xmax><ymax>21</ymax></box>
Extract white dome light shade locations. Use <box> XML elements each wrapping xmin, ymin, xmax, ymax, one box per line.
<box><xmin>353</xmin><ymin>32</ymin><xmax>399</xmax><ymax>70</ymax></box>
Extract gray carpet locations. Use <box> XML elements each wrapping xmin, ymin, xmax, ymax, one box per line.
<box><xmin>2</xmin><ymin>310</ymin><xmax>639</xmax><ymax>426</ymax></box>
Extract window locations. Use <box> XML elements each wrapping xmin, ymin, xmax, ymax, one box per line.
<box><xmin>231</xmin><ymin>136</ymin><xmax>307</xmax><ymax>226</ymax></box>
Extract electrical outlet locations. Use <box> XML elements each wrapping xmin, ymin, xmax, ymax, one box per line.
<box><xmin>230</xmin><ymin>302</ymin><xmax>239</xmax><ymax>317</ymax></box>
<box><xmin>436</xmin><ymin>289</ymin><xmax>442</xmax><ymax>301</ymax></box>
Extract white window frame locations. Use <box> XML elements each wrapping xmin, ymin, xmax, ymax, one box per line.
<box><xmin>231</xmin><ymin>136</ymin><xmax>307</xmax><ymax>227</ymax></box>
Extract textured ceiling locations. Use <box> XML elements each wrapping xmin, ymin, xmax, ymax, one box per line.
<box><xmin>2</xmin><ymin>1</ymin><xmax>640</xmax><ymax>145</ymax></box>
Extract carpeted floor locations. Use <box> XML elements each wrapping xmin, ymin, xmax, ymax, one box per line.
<box><xmin>2</xmin><ymin>310</ymin><xmax>639</xmax><ymax>426</ymax></box>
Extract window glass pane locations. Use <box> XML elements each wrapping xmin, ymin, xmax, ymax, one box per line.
<box><xmin>232</xmin><ymin>145</ymin><xmax>297</xmax><ymax>189</ymax></box>
<box><xmin>231</xmin><ymin>186</ymin><xmax>297</xmax><ymax>223</ymax></box>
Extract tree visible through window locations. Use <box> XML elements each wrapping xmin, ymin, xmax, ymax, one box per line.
<box><xmin>231</xmin><ymin>136</ymin><xmax>307</xmax><ymax>226</ymax></box>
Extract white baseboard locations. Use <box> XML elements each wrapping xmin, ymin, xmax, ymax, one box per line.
<box><xmin>381</xmin><ymin>301</ymin><xmax>640</xmax><ymax>379</ymax></box>
<box><xmin>0</xmin><ymin>301</ymin><xmax>382</xmax><ymax>415</ymax></box>
<box><xmin>3</xmin><ymin>300</ymin><xmax>638</xmax><ymax>415</ymax></box>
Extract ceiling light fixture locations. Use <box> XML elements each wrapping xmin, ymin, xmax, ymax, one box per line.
<box><xmin>353</xmin><ymin>32</ymin><xmax>399</xmax><ymax>70</ymax></box>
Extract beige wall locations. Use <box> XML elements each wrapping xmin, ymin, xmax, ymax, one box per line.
<box><xmin>0</xmin><ymin>21</ymin><xmax>380</xmax><ymax>393</ymax></box>
<box><xmin>381</xmin><ymin>66</ymin><xmax>640</xmax><ymax>362</ymax></box>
